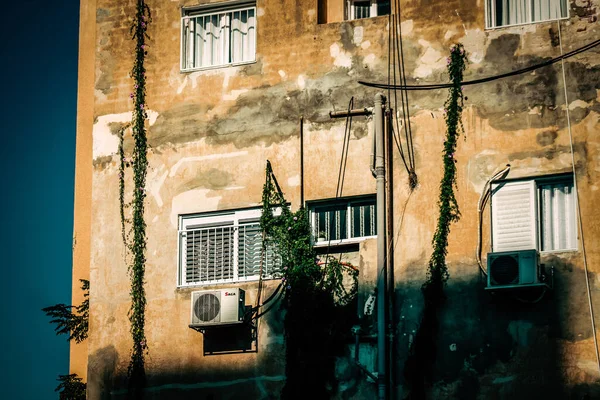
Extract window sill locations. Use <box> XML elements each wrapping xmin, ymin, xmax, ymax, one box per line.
<box><xmin>313</xmin><ymin>236</ymin><xmax>376</xmax><ymax>248</ymax></box>
<box><xmin>180</xmin><ymin>59</ymin><xmax>256</xmax><ymax>74</ymax></box>
<box><xmin>317</xmin><ymin>14</ymin><xmax>389</xmax><ymax>26</ymax></box>
<box><xmin>485</xmin><ymin>15</ymin><xmax>569</xmax><ymax>31</ymax></box>
<box><xmin>540</xmin><ymin>248</ymin><xmax>578</xmax><ymax>255</ymax></box>
<box><xmin>177</xmin><ymin>275</ymin><xmax>280</xmax><ymax>289</ymax></box>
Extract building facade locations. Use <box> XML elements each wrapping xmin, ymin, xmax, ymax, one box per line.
<box><xmin>72</xmin><ymin>0</ymin><xmax>600</xmax><ymax>398</ymax></box>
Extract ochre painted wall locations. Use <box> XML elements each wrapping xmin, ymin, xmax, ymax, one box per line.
<box><xmin>79</xmin><ymin>0</ymin><xmax>600</xmax><ymax>398</ymax></box>
<box><xmin>69</xmin><ymin>0</ymin><xmax>96</xmax><ymax>381</ymax></box>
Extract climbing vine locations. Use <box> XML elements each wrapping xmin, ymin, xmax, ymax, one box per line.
<box><xmin>404</xmin><ymin>44</ymin><xmax>468</xmax><ymax>398</ymax></box>
<box><xmin>426</xmin><ymin>43</ymin><xmax>467</xmax><ymax>297</ymax></box>
<box><xmin>260</xmin><ymin>161</ymin><xmax>358</xmax><ymax>399</ymax></box>
<box><xmin>117</xmin><ymin>1</ymin><xmax>152</xmax><ymax>398</ymax></box>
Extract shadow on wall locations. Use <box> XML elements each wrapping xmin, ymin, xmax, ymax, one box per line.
<box><xmin>87</xmin><ymin>345</ymin><xmax>119</xmax><ymax>400</ymax></box>
<box><xmin>393</xmin><ymin>255</ymin><xmax>600</xmax><ymax>399</ymax></box>
<box><xmin>85</xmin><ymin>255</ymin><xmax>600</xmax><ymax>399</ymax></box>
<box><xmin>85</xmin><ymin>307</ymin><xmax>288</xmax><ymax>400</ymax></box>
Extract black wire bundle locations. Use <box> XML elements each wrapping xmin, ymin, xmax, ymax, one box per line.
<box><xmin>362</xmin><ymin>38</ymin><xmax>600</xmax><ymax>91</ymax></box>
<box><xmin>388</xmin><ymin>0</ymin><xmax>418</xmax><ymax>186</ymax></box>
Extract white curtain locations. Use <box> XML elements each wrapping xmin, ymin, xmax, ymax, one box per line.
<box><xmin>540</xmin><ymin>183</ymin><xmax>576</xmax><ymax>251</ymax></box>
<box><xmin>489</xmin><ymin>0</ymin><xmax>567</xmax><ymax>27</ymax></box>
<box><xmin>231</xmin><ymin>9</ymin><xmax>256</xmax><ymax>64</ymax></box>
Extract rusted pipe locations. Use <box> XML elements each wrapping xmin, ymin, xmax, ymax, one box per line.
<box><xmin>329</xmin><ymin>108</ymin><xmax>372</xmax><ymax>119</ymax></box>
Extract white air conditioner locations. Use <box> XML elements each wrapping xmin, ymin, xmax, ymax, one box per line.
<box><xmin>190</xmin><ymin>288</ymin><xmax>246</xmax><ymax>327</ymax></box>
<box><xmin>486</xmin><ymin>249</ymin><xmax>548</xmax><ymax>290</ymax></box>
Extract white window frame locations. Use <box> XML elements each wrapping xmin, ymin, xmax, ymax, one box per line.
<box><xmin>485</xmin><ymin>0</ymin><xmax>568</xmax><ymax>29</ymax></box>
<box><xmin>178</xmin><ymin>207</ymin><xmax>280</xmax><ymax>287</ymax></box>
<box><xmin>491</xmin><ymin>175</ymin><xmax>577</xmax><ymax>253</ymax></box>
<box><xmin>309</xmin><ymin>195</ymin><xmax>377</xmax><ymax>247</ymax></box>
<box><xmin>181</xmin><ymin>1</ymin><xmax>257</xmax><ymax>72</ymax></box>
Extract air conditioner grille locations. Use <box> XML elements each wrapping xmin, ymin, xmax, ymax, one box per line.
<box><xmin>194</xmin><ymin>293</ymin><xmax>220</xmax><ymax>322</ymax></box>
<box><xmin>490</xmin><ymin>255</ymin><xmax>519</xmax><ymax>285</ymax></box>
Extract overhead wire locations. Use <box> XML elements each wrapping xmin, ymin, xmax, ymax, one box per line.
<box><xmin>387</xmin><ymin>0</ymin><xmax>418</xmax><ymax>188</ymax></box>
<box><xmin>324</xmin><ymin>97</ymin><xmax>355</xmax><ymax>265</ymax></box>
<box><xmin>387</xmin><ymin>9</ymin><xmax>410</xmax><ymax>173</ymax></box>
<box><xmin>359</xmin><ymin>37</ymin><xmax>600</xmax><ymax>91</ymax></box>
<box><xmin>336</xmin><ymin>97</ymin><xmax>354</xmax><ymax>198</ymax></box>
<box><xmin>557</xmin><ymin>22</ymin><xmax>600</xmax><ymax>375</ymax></box>
<box><xmin>393</xmin><ymin>0</ymin><xmax>416</xmax><ymax>172</ymax></box>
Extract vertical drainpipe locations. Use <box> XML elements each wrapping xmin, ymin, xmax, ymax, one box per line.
<box><xmin>374</xmin><ymin>93</ymin><xmax>387</xmax><ymax>400</ymax></box>
<box><xmin>300</xmin><ymin>116</ymin><xmax>304</xmax><ymax>207</ymax></box>
<box><xmin>385</xmin><ymin>108</ymin><xmax>395</xmax><ymax>399</ymax></box>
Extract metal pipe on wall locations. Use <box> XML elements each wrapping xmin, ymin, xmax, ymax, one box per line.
<box><xmin>385</xmin><ymin>108</ymin><xmax>395</xmax><ymax>399</ymax></box>
<box><xmin>374</xmin><ymin>93</ymin><xmax>388</xmax><ymax>400</ymax></box>
<box><xmin>300</xmin><ymin>116</ymin><xmax>304</xmax><ymax>207</ymax></box>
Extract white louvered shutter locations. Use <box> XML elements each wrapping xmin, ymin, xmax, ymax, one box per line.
<box><xmin>491</xmin><ymin>180</ymin><xmax>538</xmax><ymax>252</ymax></box>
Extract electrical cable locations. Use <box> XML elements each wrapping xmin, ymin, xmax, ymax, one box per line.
<box><xmin>557</xmin><ymin>22</ymin><xmax>600</xmax><ymax>375</ymax></box>
<box><xmin>476</xmin><ymin>164</ymin><xmax>511</xmax><ymax>276</ymax></box>
<box><xmin>253</xmin><ymin>288</ymin><xmax>285</xmax><ymax>321</ymax></box>
<box><xmin>247</xmin><ymin>281</ymin><xmax>284</xmax><ymax>322</ymax></box>
<box><xmin>393</xmin><ymin>0</ymin><xmax>416</xmax><ymax>172</ymax></box>
<box><xmin>336</xmin><ymin>97</ymin><xmax>354</xmax><ymax>198</ymax></box>
<box><xmin>253</xmin><ymin>162</ymin><xmax>287</xmax><ymax>322</ymax></box>
<box><xmin>386</xmin><ymin>2</ymin><xmax>410</xmax><ymax>174</ymax></box>
<box><xmin>261</xmin><ymin>281</ymin><xmax>283</xmax><ymax>305</ymax></box>
<box><xmin>359</xmin><ymin>37</ymin><xmax>600</xmax><ymax>91</ymax></box>
<box><xmin>388</xmin><ymin>0</ymin><xmax>415</xmax><ymax>178</ymax></box>
<box><xmin>385</xmin><ymin>0</ymin><xmax>418</xmax><ymax>189</ymax></box>
<box><xmin>323</xmin><ymin>97</ymin><xmax>355</xmax><ymax>265</ymax></box>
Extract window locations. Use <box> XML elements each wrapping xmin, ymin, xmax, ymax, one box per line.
<box><xmin>181</xmin><ymin>1</ymin><xmax>256</xmax><ymax>71</ymax></box>
<box><xmin>350</xmin><ymin>1</ymin><xmax>372</xmax><ymax>19</ymax></box>
<box><xmin>309</xmin><ymin>195</ymin><xmax>377</xmax><ymax>245</ymax></box>
<box><xmin>491</xmin><ymin>175</ymin><xmax>577</xmax><ymax>252</ymax></box>
<box><xmin>178</xmin><ymin>208</ymin><xmax>280</xmax><ymax>286</ymax></box>
<box><xmin>347</xmin><ymin>0</ymin><xmax>390</xmax><ymax>20</ymax></box>
<box><xmin>485</xmin><ymin>0</ymin><xmax>568</xmax><ymax>29</ymax></box>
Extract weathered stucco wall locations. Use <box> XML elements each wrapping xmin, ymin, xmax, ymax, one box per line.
<box><xmin>81</xmin><ymin>0</ymin><xmax>600</xmax><ymax>398</ymax></box>
<box><xmin>70</xmin><ymin>0</ymin><xmax>97</xmax><ymax>381</ymax></box>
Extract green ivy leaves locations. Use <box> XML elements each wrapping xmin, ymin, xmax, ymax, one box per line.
<box><xmin>121</xmin><ymin>2</ymin><xmax>152</xmax><ymax>398</ymax></box>
<box><xmin>424</xmin><ymin>43</ymin><xmax>468</xmax><ymax>297</ymax></box>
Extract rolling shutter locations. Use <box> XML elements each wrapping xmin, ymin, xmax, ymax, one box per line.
<box><xmin>491</xmin><ymin>180</ymin><xmax>538</xmax><ymax>252</ymax></box>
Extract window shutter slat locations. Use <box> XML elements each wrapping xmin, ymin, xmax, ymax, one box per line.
<box><xmin>492</xmin><ymin>180</ymin><xmax>538</xmax><ymax>252</ymax></box>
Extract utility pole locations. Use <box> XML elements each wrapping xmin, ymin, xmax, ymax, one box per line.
<box><xmin>329</xmin><ymin>95</ymin><xmax>388</xmax><ymax>400</ymax></box>
<box><xmin>374</xmin><ymin>93</ymin><xmax>387</xmax><ymax>400</ymax></box>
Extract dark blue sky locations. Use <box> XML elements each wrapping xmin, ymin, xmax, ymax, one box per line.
<box><xmin>0</xmin><ymin>1</ymin><xmax>79</xmax><ymax>399</ymax></box>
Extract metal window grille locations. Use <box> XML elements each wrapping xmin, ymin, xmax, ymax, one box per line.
<box><xmin>180</xmin><ymin>221</ymin><xmax>280</xmax><ymax>286</ymax></box>
<box><xmin>181</xmin><ymin>6</ymin><xmax>256</xmax><ymax>71</ymax></box>
<box><xmin>238</xmin><ymin>223</ymin><xmax>281</xmax><ymax>278</ymax></box>
<box><xmin>313</xmin><ymin>197</ymin><xmax>376</xmax><ymax>243</ymax></box>
<box><xmin>353</xmin><ymin>1</ymin><xmax>371</xmax><ymax>19</ymax></box>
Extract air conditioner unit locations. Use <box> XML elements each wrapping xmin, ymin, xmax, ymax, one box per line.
<box><xmin>486</xmin><ymin>249</ymin><xmax>548</xmax><ymax>290</ymax></box>
<box><xmin>190</xmin><ymin>288</ymin><xmax>246</xmax><ymax>327</ymax></box>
